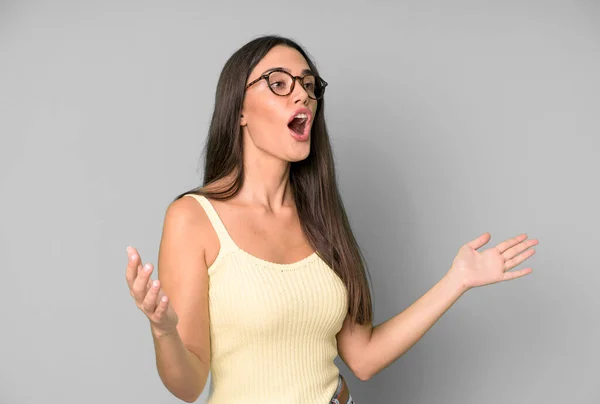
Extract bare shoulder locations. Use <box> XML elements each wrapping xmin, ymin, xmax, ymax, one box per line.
<box><xmin>164</xmin><ymin>195</ymin><xmax>211</xmax><ymax>234</ymax></box>
<box><xmin>162</xmin><ymin>195</ymin><xmax>220</xmax><ymax>262</ymax></box>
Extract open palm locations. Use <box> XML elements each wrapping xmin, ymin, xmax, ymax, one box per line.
<box><xmin>449</xmin><ymin>233</ymin><xmax>538</xmax><ymax>289</ymax></box>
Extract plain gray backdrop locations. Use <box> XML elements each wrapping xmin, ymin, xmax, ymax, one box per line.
<box><xmin>1</xmin><ymin>0</ymin><xmax>598</xmax><ymax>403</ymax></box>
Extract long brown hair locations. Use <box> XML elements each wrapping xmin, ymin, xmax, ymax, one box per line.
<box><xmin>175</xmin><ymin>35</ymin><xmax>373</xmax><ymax>326</ymax></box>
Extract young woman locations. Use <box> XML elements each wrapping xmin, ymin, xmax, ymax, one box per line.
<box><xmin>124</xmin><ymin>35</ymin><xmax>538</xmax><ymax>404</ymax></box>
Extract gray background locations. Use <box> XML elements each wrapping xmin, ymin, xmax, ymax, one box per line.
<box><xmin>1</xmin><ymin>0</ymin><xmax>598</xmax><ymax>403</ymax></box>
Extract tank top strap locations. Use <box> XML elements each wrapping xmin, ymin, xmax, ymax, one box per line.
<box><xmin>183</xmin><ymin>194</ymin><xmax>238</xmax><ymax>253</ymax></box>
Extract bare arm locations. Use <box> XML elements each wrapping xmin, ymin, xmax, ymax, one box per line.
<box><xmin>337</xmin><ymin>274</ymin><xmax>465</xmax><ymax>381</ymax></box>
<box><xmin>151</xmin><ymin>329</ymin><xmax>208</xmax><ymax>403</ymax></box>
<box><xmin>337</xmin><ymin>233</ymin><xmax>537</xmax><ymax>381</ymax></box>
<box><xmin>126</xmin><ymin>197</ymin><xmax>213</xmax><ymax>402</ymax></box>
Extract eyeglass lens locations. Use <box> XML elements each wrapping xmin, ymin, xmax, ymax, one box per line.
<box><xmin>267</xmin><ymin>71</ymin><xmax>324</xmax><ymax>99</ymax></box>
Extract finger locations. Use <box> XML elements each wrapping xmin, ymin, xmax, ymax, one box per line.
<box><xmin>142</xmin><ymin>279</ymin><xmax>161</xmax><ymax>313</ymax></box>
<box><xmin>125</xmin><ymin>246</ymin><xmax>141</xmax><ymax>288</ymax></box>
<box><xmin>132</xmin><ymin>263</ymin><xmax>154</xmax><ymax>302</ymax></box>
<box><xmin>495</xmin><ymin>233</ymin><xmax>528</xmax><ymax>254</ymax></box>
<box><xmin>502</xmin><ymin>239</ymin><xmax>538</xmax><ymax>260</ymax></box>
<box><xmin>502</xmin><ymin>238</ymin><xmax>538</xmax><ymax>262</ymax></box>
<box><xmin>504</xmin><ymin>248</ymin><xmax>536</xmax><ymax>271</ymax></box>
<box><xmin>502</xmin><ymin>267</ymin><xmax>533</xmax><ymax>281</ymax></box>
<box><xmin>466</xmin><ymin>232</ymin><xmax>491</xmax><ymax>250</ymax></box>
<box><xmin>152</xmin><ymin>294</ymin><xmax>170</xmax><ymax>320</ymax></box>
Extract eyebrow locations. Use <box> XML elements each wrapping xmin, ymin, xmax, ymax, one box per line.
<box><xmin>262</xmin><ymin>67</ymin><xmax>314</xmax><ymax>76</ymax></box>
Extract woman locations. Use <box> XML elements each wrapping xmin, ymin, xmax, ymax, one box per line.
<box><xmin>124</xmin><ymin>35</ymin><xmax>538</xmax><ymax>403</ymax></box>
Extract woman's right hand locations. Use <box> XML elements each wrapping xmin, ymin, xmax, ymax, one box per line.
<box><xmin>125</xmin><ymin>246</ymin><xmax>179</xmax><ymax>337</ymax></box>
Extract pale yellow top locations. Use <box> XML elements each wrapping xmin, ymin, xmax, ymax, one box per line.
<box><xmin>184</xmin><ymin>194</ymin><xmax>348</xmax><ymax>404</ymax></box>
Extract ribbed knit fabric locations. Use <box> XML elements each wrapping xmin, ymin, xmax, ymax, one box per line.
<box><xmin>184</xmin><ymin>194</ymin><xmax>349</xmax><ymax>404</ymax></box>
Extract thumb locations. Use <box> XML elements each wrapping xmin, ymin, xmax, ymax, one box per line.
<box><xmin>465</xmin><ymin>232</ymin><xmax>491</xmax><ymax>250</ymax></box>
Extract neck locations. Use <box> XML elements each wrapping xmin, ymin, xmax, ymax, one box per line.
<box><xmin>236</xmin><ymin>136</ymin><xmax>294</xmax><ymax>212</ymax></box>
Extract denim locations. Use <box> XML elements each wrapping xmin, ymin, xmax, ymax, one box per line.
<box><xmin>330</xmin><ymin>374</ymin><xmax>355</xmax><ymax>404</ymax></box>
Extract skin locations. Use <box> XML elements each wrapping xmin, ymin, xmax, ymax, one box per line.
<box><xmin>125</xmin><ymin>45</ymin><xmax>539</xmax><ymax>401</ymax></box>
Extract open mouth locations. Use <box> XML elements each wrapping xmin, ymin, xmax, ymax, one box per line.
<box><xmin>288</xmin><ymin>113</ymin><xmax>309</xmax><ymax>136</ymax></box>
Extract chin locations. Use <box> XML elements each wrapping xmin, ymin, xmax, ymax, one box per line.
<box><xmin>287</xmin><ymin>148</ymin><xmax>311</xmax><ymax>163</ymax></box>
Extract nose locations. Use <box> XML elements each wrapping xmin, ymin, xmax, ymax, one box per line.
<box><xmin>290</xmin><ymin>77</ymin><xmax>309</xmax><ymax>105</ymax></box>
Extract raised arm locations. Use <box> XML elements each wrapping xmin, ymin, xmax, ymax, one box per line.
<box><xmin>125</xmin><ymin>196</ymin><xmax>214</xmax><ymax>402</ymax></box>
<box><xmin>337</xmin><ymin>232</ymin><xmax>538</xmax><ymax>381</ymax></box>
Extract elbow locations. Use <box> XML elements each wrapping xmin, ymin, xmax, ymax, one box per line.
<box><xmin>161</xmin><ymin>375</ymin><xmax>206</xmax><ymax>403</ymax></box>
<box><xmin>354</xmin><ymin>368</ymin><xmax>373</xmax><ymax>382</ymax></box>
<box><xmin>168</xmin><ymin>386</ymin><xmax>202</xmax><ymax>404</ymax></box>
<box><xmin>348</xmin><ymin>360</ymin><xmax>374</xmax><ymax>382</ymax></box>
<box><xmin>180</xmin><ymin>393</ymin><xmax>201</xmax><ymax>403</ymax></box>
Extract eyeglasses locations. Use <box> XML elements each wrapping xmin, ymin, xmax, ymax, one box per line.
<box><xmin>245</xmin><ymin>69</ymin><xmax>328</xmax><ymax>100</ymax></box>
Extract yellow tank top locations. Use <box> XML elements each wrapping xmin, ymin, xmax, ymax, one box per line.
<box><xmin>184</xmin><ymin>194</ymin><xmax>349</xmax><ymax>404</ymax></box>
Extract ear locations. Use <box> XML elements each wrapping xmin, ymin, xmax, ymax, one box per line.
<box><xmin>240</xmin><ymin>112</ymin><xmax>247</xmax><ymax>127</ymax></box>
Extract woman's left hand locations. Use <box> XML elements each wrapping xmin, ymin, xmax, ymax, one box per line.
<box><xmin>448</xmin><ymin>232</ymin><xmax>538</xmax><ymax>290</ymax></box>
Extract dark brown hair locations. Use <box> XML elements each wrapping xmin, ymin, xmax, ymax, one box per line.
<box><xmin>175</xmin><ymin>35</ymin><xmax>373</xmax><ymax>326</ymax></box>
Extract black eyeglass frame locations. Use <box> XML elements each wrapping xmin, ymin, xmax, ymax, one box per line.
<box><xmin>244</xmin><ymin>69</ymin><xmax>328</xmax><ymax>100</ymax></box>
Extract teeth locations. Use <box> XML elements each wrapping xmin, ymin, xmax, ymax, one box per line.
<box><xmin>294</xmin><ymin>113</ymin><xmax>307</xmax><ymax>120</ymax></box>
